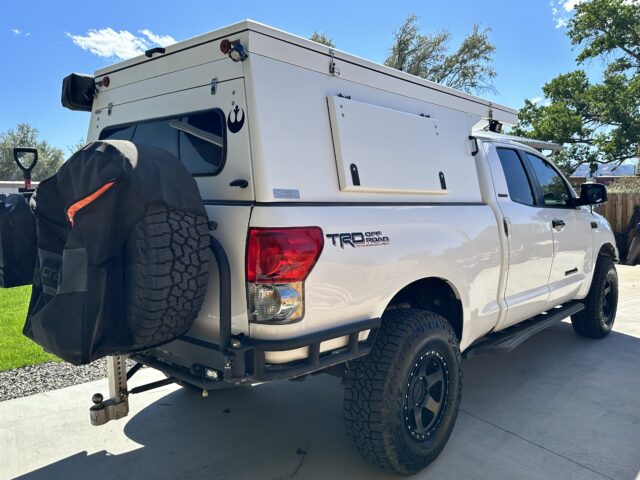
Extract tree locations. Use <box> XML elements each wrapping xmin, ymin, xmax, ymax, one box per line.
<box><xmin>384</xmin><ymin>15</ymin><xmax>497</xmax><ymax>94</ymax></box>
<box><xmin>309</xmin><ymin>31</ymin><xmax>335</xmax><ymax>48</ymax></box>
<box><xmin>514</xmin><ymin>0</ymin><xmax>640</xmax><ymax>175</ymax></box>
<box><xmin>67</xmin><ymin>137</ymin><xmax>87</xmax><ymax>155</ymax></box>
<box><xmin>0</xmin><ymin>124</ymin><xmax>64</xmax><ymax>181</ymax></box>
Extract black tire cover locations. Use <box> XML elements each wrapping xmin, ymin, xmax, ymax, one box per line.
<box><xmin>23</xmin><ymin>140</ymin><xmax>211</xmax><ymax>365</ymax></box>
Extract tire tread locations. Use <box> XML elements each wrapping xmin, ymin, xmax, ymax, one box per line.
<box><xmin>344</xmin><ymin>309</ymin><xmax>462</xmax><ymax>474</ymax></box>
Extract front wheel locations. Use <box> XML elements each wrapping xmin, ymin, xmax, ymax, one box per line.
<box><xmin>571</xmin><ymin>256</ymin><xmax>618</xmax><ymax>339</ymax></box>
<box><xmin>343</xmin><ymin>309</ymin><xmax>462</xmax><ymax>475</ymax></box>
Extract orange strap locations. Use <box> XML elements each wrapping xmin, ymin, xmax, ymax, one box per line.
<box><xmin>67</xmin><ymin>181</ymin><xmax>115</xmax><ymax>226</ymax></box>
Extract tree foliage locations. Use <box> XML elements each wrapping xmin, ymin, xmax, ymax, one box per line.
<box><xmin>67</xmin><ymin>137</ymin><xmax>87</xmax><ymax>155</ymax></box>
<box><xmin>384</xmin><ymin>15</ymin><xmax>497</xmax><ymax>94</ymax></box>
<box><xmin>0</xmin><ymin>124</ymin><xmax>64</xmax><ymax>181</ymax></box>
<box><xmin>515</xmin><ymin>0</ymin><xmax>640</xmax><ymax>175</ymax></box>
<box><xmin>309</xmin><ymin>31</ymin><xmax>335</xmax><ymax>48</ymax></box>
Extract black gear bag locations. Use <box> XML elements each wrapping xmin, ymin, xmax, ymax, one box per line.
<box><xmin>0</xmin><ymin>194</ymin><xmax>37</xmax><ymax>288</ymax></box>
<box><xmin>23</xmin><ymin>140</ymin><xmax>211</xmax><ymax>365</ymax></box>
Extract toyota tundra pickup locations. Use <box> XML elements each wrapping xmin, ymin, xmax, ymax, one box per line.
<box><xmin>1</xmin><ymin>20</ymin><xmax>617</xmax><ymax>475</ymax></box>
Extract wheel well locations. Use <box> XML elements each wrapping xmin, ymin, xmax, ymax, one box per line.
<box><xmin>385</xmin><ymin>278</ymin><xmax>463</xmax><ymax>340</ymax></box>
<box><xmin>598</xmin><ymin>243</ymin><xmax>617</xmax><ymax>261</ymax></box>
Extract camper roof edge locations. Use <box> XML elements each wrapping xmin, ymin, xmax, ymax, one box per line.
<box><xmin>94</xmin><ymin>19</ymin><xmax>518</xmax><ymax>125</ymax></box>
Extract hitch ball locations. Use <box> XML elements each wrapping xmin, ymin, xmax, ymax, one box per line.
<box><xmin>91</xmin><ymin>393</ymin><xmax>104</xmax><ymax>410</ymax></box>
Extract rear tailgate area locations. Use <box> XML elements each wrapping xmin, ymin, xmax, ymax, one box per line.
<box><xmin>86</xmin><ymin>34</ymin><xmax>255</xmax><ymax>345</ymax></box>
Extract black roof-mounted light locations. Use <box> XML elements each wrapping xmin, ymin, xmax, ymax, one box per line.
<box><xmin>220</xmin><ymin>39</ymin><xmax>248</xmax><ymax>62</ymax></box>
<box><xmin>488</xmin><ymin>119</ymin><xmax>503</xmax><ymax>133</ymax></box>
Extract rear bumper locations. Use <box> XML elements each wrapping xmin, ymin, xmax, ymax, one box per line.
<box><xmin>133</xmin><ymin>318</ymin><xmax>380</xmax><ymax>388</ymax></box>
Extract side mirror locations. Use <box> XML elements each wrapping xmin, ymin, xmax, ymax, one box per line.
<box><xmin>576</xmin><ymin>183</ymin><xmax>608</xmax><ymax>206</ymax></box>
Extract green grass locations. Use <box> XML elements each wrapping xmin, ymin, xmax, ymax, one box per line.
<box><xmin>0</xmin><ymin>286</ymin><xmax>59</xmax><ymax>371</ymax></box>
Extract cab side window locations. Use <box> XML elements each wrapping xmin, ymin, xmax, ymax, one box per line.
<box><xmin>525</xmin><ymin>153</ymin><xmax>573</xmax><ymax>207</ymax></box>
<box><xmin>497</xmin><ymin>148</ymin><xmax>535</xmax><ymax>206</ymax></box>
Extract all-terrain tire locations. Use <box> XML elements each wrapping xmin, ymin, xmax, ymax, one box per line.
<box><xmin>571</xmin><ymin>256</ymin><xmax>618</xmax><ymax>338</ymax></box>
<box><xmin>125</xmin><ymin>203</ymin><xmax>210</xmax><ymax>351</ymax></box>
<box><xmin>344</xmin><ymin>309</ymin><xmax>463</xmax><ymax>475</ymax></box>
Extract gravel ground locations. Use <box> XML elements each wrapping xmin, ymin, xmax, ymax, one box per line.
<box><xmin>0</xmin><ymin>358</ymin><xmax>137</xmax><ymax>402</ymax></box>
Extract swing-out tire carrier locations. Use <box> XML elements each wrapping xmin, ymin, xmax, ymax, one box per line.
<box><xmin>90</xmin><ymin>232</ymin><xmax>379</xmax><ymax>424</ymax></box>
<box><xmin>90</xmin><ymin>319</ymin><xmax>380</xmax><ymax>426</ymax></box>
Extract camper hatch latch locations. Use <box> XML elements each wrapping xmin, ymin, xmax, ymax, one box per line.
<box><xmin>329</xmin><ymin>49</ymin><xmax>340</xmax><ymax>76</ymax></box>
<box><xmin>210</xmin><ymin>77</ymin><xmax>218</xmax><ymax>95</ymax></box>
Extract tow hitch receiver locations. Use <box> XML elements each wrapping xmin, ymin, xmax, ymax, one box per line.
<box><xmin>90</xmin><ymin>356</ymin><xmax>176</xmax><ymax>426</ymax></box>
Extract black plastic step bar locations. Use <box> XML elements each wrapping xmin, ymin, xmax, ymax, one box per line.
<box><xmin>463</xmin><ymin>301</ymin><xmax>584</xmax><ymax>358</ymax></box>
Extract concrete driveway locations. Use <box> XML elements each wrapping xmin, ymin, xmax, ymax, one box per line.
<box><xmin>2</xmin><ymin>266</ymin><xmax>639</xmax><ymax>480</ymax></box>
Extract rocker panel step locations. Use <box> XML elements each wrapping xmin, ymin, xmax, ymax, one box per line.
<box><xmin>464</xmin><ymin>301</ymin><xmax>585</xmax><ymax>358</ymax></box>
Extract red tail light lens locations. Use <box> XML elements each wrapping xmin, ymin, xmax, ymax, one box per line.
<box><xmin>246</xmin><ymin>227</ymin><xmax>324</xmax><ymax>283</ymax></box>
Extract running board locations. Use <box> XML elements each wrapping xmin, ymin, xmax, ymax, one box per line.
<box><xmin>463</xmin><ymin>302</ymin><xmax>584</xmax><ymax>358</ymax></box>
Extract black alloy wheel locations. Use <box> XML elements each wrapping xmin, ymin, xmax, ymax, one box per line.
<box><xmin>404</xmin><ymin>350</ymin><xmax>449</xmax><ymax>441</ymax></box>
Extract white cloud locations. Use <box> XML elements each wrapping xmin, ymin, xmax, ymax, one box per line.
<box><xmin>563</xmin><ymin>0</ymin><xmax>584</xmax><ymax>11</ymax></box>
<box><xmin>139</xmin><ymin>29</ymin><xmax>175</xmax><ymax>47</ymax></box>
<box><xmin>66</xmin><ymin>27</ymin><xmax>176</xmax><ymax>60</ymax></box>
<box><xmin>531</xmin><ymin>97</ymin><xmax>543</xmax><ymax>104</ymax></box>
<box><xmin>11</xmin><ymin>28</ymin><xmax>32</xmax><ymax>37</ymax></box>
<box><xmin>551</xmin><ymin>0</ymin><xmax>585</xmax><ymax>28</ymax></box>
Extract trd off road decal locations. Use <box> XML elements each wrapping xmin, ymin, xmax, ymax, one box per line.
<box><xmin>326</xmin><ymin>231</ymin><xmax>390</xmax><ymax>249</ymax></box>
<box><xmin>227</xmin><ymin>105</ymin><xmax>245</xmax><ymax>133</ymax></box>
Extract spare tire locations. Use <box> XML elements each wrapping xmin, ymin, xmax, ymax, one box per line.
<box><xmin>125</xmin><ymin>204</ymin><xmax>210</xmax><ymax>351</ymax></box>
<box><xmin>23</xmin><ymin>140</ymin><xmax>211</xmax><ymax>365</ymax></box>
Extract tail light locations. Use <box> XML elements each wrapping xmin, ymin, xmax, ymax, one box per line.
<box><xmin>246</xmin><ymin>227</ymin><xmax>323</xmax><ymax>323</ymax></box>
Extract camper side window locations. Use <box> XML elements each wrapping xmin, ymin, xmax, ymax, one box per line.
<box><xmin>99</xmin><ymin>108</ymin><xmax>227</xmax><ymax>176</ymax></box>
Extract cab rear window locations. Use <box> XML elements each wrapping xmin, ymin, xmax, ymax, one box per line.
<box><xmin>99</xmin><ymin>109</ymin><xmax>226</xmax><ymax>176</ymax></box>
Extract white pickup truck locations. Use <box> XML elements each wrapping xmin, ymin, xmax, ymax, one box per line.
<box><xmin>11</xmin><ymin>20</ymin><xmax>618</xmax><ymax>475</ymax></box>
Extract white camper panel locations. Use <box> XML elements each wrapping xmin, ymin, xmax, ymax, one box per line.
<box><xmin>327</xmin><ymin>96</ymin><xmax>478</xmax><ymax>196</ymax></box>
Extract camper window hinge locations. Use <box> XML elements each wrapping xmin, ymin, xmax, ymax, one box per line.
<box><xmin>337</xmin><ymin>93</ymin><xmax>351</xmax><ymax>99</ymax></box>
<box><xmin>210</xmin><ymin>77</ymin><xmax>218</xmax><ymax>95</ymax></box>
<box><xmin>329</xmin><ymin>49</ymin><xmax>340</xmax><ymax>77</ymax></box>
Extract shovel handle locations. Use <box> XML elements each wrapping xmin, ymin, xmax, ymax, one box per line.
<box><xmin>13</xmin><ymin>147</ymin><xmax>38</xmax><ymax>189</ymax></box>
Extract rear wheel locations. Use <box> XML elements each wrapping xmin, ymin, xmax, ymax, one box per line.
<box><xmin>343</xmin><ymin>309</ymin><xmax>462</xmax><ymax>475</ymax></box>
<box><xmin>571</xmin><ymin>256</ymin><xmax>618</xmax><ymax>338</ymax></box>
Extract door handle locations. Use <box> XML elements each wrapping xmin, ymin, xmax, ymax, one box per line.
<box><xmin>229</xmin><ymin>179</ymin><xmax>249</xmax><ymax>188</ymax></box>
<box><xmin>552</xmin><ymin>219</ymin><xmax>566</xmax><ymax>231</ymax></box>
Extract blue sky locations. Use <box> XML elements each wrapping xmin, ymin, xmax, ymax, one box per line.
<box><xmin>1</xmin><ymin>0</ymin><xmax>592</xmax><ymax>152</ymax></box>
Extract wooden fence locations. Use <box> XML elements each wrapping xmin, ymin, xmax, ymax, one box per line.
<box><xmin>595</xmin><ymin>192</ymin><xmax>640</xmax><ymax>234</ymax></box>
<box><xmin>595</xmin><ymin>192</ymin><xmax>640</xmax><ymax>261</ymax></box>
